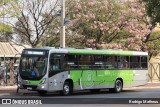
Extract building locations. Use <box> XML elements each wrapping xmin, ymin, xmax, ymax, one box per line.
<box><xmin>0</xmin><ymin>42</ymin><xmax>31</xmax><ymax>85</ymax></box>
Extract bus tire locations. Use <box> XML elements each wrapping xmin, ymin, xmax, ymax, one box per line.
<box><xmin>38</xmin><ymin>91</ymin><xmax>47</xmax><ymax>96</ymax></box>
<box><xmin>109</xmin><ymin>79</ymin><xmax>123</xmax><ymax>93</ymax></box>
<box><xmin>61</xmin><ymin>81</ymin><xmax>73</xmax><ymax>96</ymax></box>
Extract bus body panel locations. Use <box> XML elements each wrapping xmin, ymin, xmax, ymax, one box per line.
<box><xmin>70</xmin><ymin>70</ymin><xmax>134</xmax><ymax>90</ymax></box>
<box><xmin>48</xmin><ymin>71</ymin><xmax>69</xmax><ymax>91</ymax></box>
<box><xmin>70</xmin><ymin>69</ymin><xmax>148</xmax><ymax>90</ymax></box>
<box><xmin>132</xmin><ymin>70</ymin><xmax>148</xmax><ymax>87</ymax></box>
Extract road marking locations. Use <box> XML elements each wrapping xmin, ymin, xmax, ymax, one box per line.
<box><xmin>124</xmin><ymin>86</ymin><xmax>160</xmax><ymax>90</ymax></box>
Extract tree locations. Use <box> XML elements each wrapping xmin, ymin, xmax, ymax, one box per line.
<box><xmin>7</xmin><ymin>0</ymin><xmax>61</xmax><ymax>47</ymax></box>
<box><xmin>0</xmin><ymin>0</ymin><xmax>17</xmax><ymax>17</ymax></box>
<box><xmin>0</xmin><ymin>0</ymin><xmax>17</xmax><ymax>42</ymax></box>
<box><xmin>65</xmin><ymin>0</ymin><xmax>152</xmax><ymax>51</ymax></box>
<box><xmin>145</xmin><ymin>0</ymin><xmax>160</xmax><ymax>26</ymax></box>
<box><xmin>66</xmin><ymin>0</ymin><xmax>124</xmax><ymax>49</ymax></box>
<box><xmin>0</xmin><ymin>22</ymin><xmax>13</xmax><ymax>41</ymax></box>
<box><xmin>147</xmin><ymin>31</ymin><xmax>160</xmax><ymax>56</ymax></box>
<box><xmin>43</xmin><ymin>0</ymin><xmax>159</xmax><ymax>56</ymax></box>
<box><xmin>143</xmin><ymin>0</ymin><xmax>160</xmax><ymax>45</ymax></box>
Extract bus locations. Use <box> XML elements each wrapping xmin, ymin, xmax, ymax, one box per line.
<box><xmin>18</xmin><ymin>47</ymin><xmax>148</xmax><ymax>95</ymax></box>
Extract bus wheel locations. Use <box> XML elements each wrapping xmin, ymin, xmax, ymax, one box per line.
<box><xmin>61</xmin><ymin>82</ymin><xmax>72</xmax><ymax>96</ymax></box>
<box><xmin>38</xmin><ymin>91</ymin><xmax>47</xmax><ymax>96</ymax></box>
<box><xmin>109</xmin><ymin>79</ymin><xmax>123</xmax><ymax>93</ymax></box>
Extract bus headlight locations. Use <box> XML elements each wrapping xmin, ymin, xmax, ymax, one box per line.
<box><xmin>40</xmin><ymin>78</ymin><xmax>46</xmax><ymax>84</ymax></box>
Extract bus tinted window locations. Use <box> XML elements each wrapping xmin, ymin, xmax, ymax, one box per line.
<box><xmin>117</xmin><ymin>56</ymin><xmax>129</xmax><ymax>69</ymax></box>
<box><xmin>49</xmin><ymin>54</ymin><xmax>62</xmax><ymax>74</ymax></box>
<box><xmin>141</xmin><ymin>56</ymin><xmax>147</xmax><ymax>68</ymax></box>
<box><xmin>79</xmin><ymin>55</ymin><xmax>92</xmax><ymax>69</ymax></box>
<box><xmin>104</xmin><ymin>56</ymin><xmax>116</xmax><ymax>69</ymax></box>
<box><xmin>64</xmin><ymin>54</ymin><xmax>147</xmax><ymax>70</ymax></box>
<box><xmin>130</xmin><ymin>56</ymin><xmax>140</xmax><ymax>69</ymax></box>
<box><xmin>93</xmin><ymin>55</ymin><xmax>104</xmax><ymax>69</ymax></box>
<box><xmin>64</xmin><ymin>55</ymin><xmax>78</xmax><ymax>69</ymax></box>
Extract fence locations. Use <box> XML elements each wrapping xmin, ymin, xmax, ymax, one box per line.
<box><xmin>0</xmin><ymin>61</ymin><xmax>18</xmax><ymax>86</ymax></box>
<box><xmin>148</xmin><ymin>62</ymin><xmax>160</xmax><ymax>82</ymax></box>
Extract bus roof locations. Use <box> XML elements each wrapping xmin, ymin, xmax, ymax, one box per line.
<box><xmin>25</xmin><ymin>47</ymin><xmax>148</xmax><ymax>56</ymax></box>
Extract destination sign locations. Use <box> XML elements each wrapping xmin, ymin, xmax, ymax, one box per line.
<box><xmin>24</xmin><ymin>51</ymin><xmax>45</xmax><ymax>55</ymax></box>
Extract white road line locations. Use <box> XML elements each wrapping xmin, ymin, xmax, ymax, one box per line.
<box><xmin>124</xmin><ymin>86</ymin><xmax>160</xmax><ymax>90</ymax></box>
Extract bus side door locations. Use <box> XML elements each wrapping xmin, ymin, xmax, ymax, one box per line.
<box><xmin>48</xmin><ymin>54</ymin><xmax>63</xmax><ymax>91</ymax></box>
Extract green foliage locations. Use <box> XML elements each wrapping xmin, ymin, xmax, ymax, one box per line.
<box><xmin>0</xmin><ymin>23</ymin><xmax>13</xmax><ymax>42</ymax></box>
<box><xmin>0</xmin><ymin>0</ymin><xmax>18</xmax><ymax>17</ymax></box>
<box><xmin>145</xmin><ymin>0</ymin><xmax>160</xmax><ymax>25</ymax></box>
<box><xmin>0</xmin><ymin>23</ymin><xmax>12</xmax><ymax>33</ymax></box>
<box><xmin>147</xmin><ymin>31</ymin><xmax>160</xmax><ymax>56</ymax></box>
<box><xmin>0</xmin><ymin>0</ymin><xmax>17</xmax><ymax>4</ymax></box>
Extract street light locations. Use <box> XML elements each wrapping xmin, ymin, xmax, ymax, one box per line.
<box><xmin>64</xmin><ymin>19</ymin><xmax>70</xmax><ymax>24</ymax></box>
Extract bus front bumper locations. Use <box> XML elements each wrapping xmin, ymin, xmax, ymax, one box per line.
<box><xmin>19</xmin><ymin>83</ymin><xmax>48</xmax><ymax>91</ymax></box>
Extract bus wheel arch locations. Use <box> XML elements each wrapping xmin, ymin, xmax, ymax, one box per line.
<box><xmin>61</xmin><ymin>79</ymin><xmax>73</xmax><ymax>96</ymax></box>
<box><xmin>117</xmin><ymin>78</ymin><xmax>123</xmax><ymax>88</ymax></box>
<box><xmin>109</xmin><ymin>78</ymin><xmax>123</xmax><ymax>93</ymax></box>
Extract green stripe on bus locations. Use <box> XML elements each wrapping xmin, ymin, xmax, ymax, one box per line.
<box><xmin>70</xmin><ymin>70</ymin><xmax>134</xmax><ymax>87</ymax></box>
<box><xmin>68</xmin><ymin>49</ymin><xmax>133</xmax><ymax>55</ymax></box>
<box><xmin>27</xmin><ymin>80</ymin><xmax>42</xmax><ymax>85</ymax></box>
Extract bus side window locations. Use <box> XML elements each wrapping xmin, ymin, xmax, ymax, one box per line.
<box><xmin>105</xmin><ymin>56</ymin><xmax>116</xmax><ymax>69</ymax></box>
<box><xmin>141</xmin><ymin>56</ymin><xmax>147</xmax><ymax>68</ymax></box>
<box><xmin>49</xmin><ymin>54</ymin><xmax>61</xmax><ymax>72</ymax></box>
<box><xmin>50</xmin><ymin>59</ymin><xmax>60</xmax><ymax>71</ymax></box>
<box><xmin>130</xmin><ymin>56</ymin><xmax>140</xmax><ymax>69</ymax></box>
<box><xmin>117</xmin><ymin>56</ymin><xmax>129</xmax><ymax>69</ymax></box>
<box><xmin>93</xmin><ymin>55</ymin><xmax>104</xmax><ymax>69</ymax></box>
<box><xmin>64</xmin><ymin>55</ymin><xmax>78</xmax><ymax>69</ymax></box>
<box><xmin>79</xmin><ymin>55</ymin><xmax>92</xmax><ymax>69</ymax></box>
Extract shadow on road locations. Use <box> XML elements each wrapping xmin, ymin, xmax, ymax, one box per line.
<box><xmin>8</xmin><ymin>89</ymin><xmax>139</xmax><ymax>97</ymax></box>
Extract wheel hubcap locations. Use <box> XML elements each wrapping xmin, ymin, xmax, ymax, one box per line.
<box><xmin>116</xmin><ymin>81</ymin><xmax>122</xmax><ymax>92</ymax></box>
<box><xmin>64</xmin><ymin>85</ymin><xmax>69</xmax><ymax>94</ymax></box>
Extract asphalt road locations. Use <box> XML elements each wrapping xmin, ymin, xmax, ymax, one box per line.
<box><xmin>0</xmin><ymin>84</ymin><xmax>160</xmax><ymax>106</ymax></box>
<box><xmin>1</xmin><ymin>86</ymin><xmax>160</xmax><ymax>98</ymax></box>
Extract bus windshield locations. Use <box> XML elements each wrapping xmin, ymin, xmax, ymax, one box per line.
<box><xmin>19</xmin><ymin>56</ymin><xmax>47</xmax><ymax>80</ymax></box>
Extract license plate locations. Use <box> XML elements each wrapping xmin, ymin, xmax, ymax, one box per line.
<box><xmin>27</xmin><ymin>87</ymin><xmax>32</xmax><ymax>90</ymax></box>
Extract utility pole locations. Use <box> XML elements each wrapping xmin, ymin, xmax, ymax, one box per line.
<box><xmin>60</xmin><ymin>0</ymin><xmax>65</xmax><ymax>48</ymax></box>
<box><xmin>2</xmin><ymin>0</ymin><xmax>5</xmax><ymax>42</ymax></box>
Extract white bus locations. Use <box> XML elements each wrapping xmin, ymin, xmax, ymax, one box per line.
<box><xmin>18</xmin><ymin>47</ymin><xmax>148</xmax><ymax>95</ymax></box>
